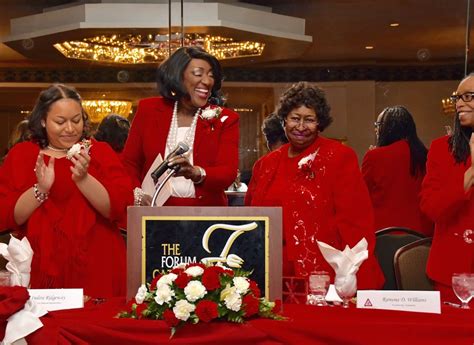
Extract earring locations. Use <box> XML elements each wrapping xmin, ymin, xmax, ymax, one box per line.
<box><xmin>41</xmin><ymin>122</ymin><xmax>45</xmax><ymax>128</ymax></box>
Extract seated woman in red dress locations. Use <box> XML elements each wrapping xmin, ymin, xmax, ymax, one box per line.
<box><xmin>362</xmin><ymin>106</ymin><xmax>433</xmax><ymax>235</ymax></box>
<box><xmin>245</xmin><ymin>82</ymin><xmax>384</xmax><ymax>289</ymax></box>
<box><xmin>0</xmin><ymin>84</ymin><xmax>133</xmax><ymax>298</ymax></box>
<box><xmin>421</xmin><ymin>74</ymin><xmax>474</xmax><ymax>301</ymax></box>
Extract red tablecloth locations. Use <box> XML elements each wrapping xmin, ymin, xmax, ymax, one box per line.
<box><xmin>22</xmin><ymin>298</ymin><xmax>474</xmax><ymax>345</ymax></box>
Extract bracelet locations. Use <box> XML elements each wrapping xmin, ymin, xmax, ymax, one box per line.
<box><xmin>134</xmin><ymin>187</ymin><xmax>144</xmax><ymax>206</ymax></box>
<box><xmin>33</xmin><ymin>183</ymin><xmax>49</xmax><ymax>204</ymax></box>
<box><xmin>193</xmin><ymin>166</ymin><xmax>206</xmax><ymax>185</ymax></box>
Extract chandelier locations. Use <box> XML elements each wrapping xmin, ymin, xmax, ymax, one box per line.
<box><xmin>82</xmin><ymin>100</ymin><xmax>132</xmax><ymax>124</ymax></box>
<box><xmin>53</xmin><ymin>33</ymin><xmax>265</xmax><ymax>64</ymax></box>
<box><xmin>441</xmin><ymin>92</ymin><xmax>456</xmax><ymax>117</ymax></box>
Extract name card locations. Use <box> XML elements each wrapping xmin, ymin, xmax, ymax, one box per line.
<box><xmin>356</xmin><ymin>290</ymin><xmax>441</xmax><ymax>314</ymax></box>
<box><xmin>28</xmin><ymin>289</ymin><xmax>84</xmax><ymax>311</ymax></box>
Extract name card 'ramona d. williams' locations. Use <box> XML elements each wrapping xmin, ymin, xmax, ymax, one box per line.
<box><xmin>356</xmin><ymin>290</ymin><xmax>441</xmax><ymax>314</ymax></box>
<box><xmin>28</xmin><ymin>289</ymin><xmax>84</xmax><ymax>311</ymax></box>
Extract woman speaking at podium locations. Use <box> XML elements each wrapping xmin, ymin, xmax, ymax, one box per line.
<box><xmin>246</xmin><ymin>82</ymin><xmax>384</xmax><ymax>289</ymax></box>
<box><xmin>122</xmin><ymin>46</ymin><xmax>239</xmax><ymax>206</ymax></box>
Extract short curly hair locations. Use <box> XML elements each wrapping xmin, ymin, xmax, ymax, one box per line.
<box><xmin>94</xmin><ymin>114</ymin><xmax>130</xmax><ymax>152</ymax></box>
<box><xmin>276</xmin><ymin>81</ymin><xmax>332</xmax><ymax>132</ymax></box>
<box><xmin>28</xmin><ymin>84</ymin><xmax>91</xmax><ymax>148</ymax></box>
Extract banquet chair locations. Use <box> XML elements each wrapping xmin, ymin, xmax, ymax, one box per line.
<box><xmin>394</xmin><ymin>237</ymin><xmax>434</xmax><ymax>290</ymax></box>
<box><xmin>375</xmin><ymin>227</ymin><xmax>427</xmax><ymax>290</ymax></box>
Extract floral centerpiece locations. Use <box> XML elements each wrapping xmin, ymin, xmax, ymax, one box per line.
<box><xmin>118</xmin><ymin>263</ymin><xmax>283</xmax><ymax>336</ymax></box>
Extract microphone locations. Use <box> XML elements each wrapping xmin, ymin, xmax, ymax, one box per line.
<box><xmin>151</xmin><ymin>142</ymin><xmax>189</xmax><ymax>183</ymax></box>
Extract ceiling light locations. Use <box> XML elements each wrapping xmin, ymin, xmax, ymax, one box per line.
<box><xmin>82</xmin><ymin>100</ymin><xmax>132</xmax><ymax>124</ymax></box>
<box><xmin>54</xmin><ymin>33</ymin><xmax>265</xmax><ymax>64</ymax></box>
<box><xmin>389</xmin><ymin>23</ymin><xmax>400</xmax><ymax>27</ymax></box>
<box><xmin>3</xmin><ymin>1</ymin><xmax>312</xmax><ymax>66</ymax></box>
<box><xmin>365</xmin><ymin>46</ymin><xmax>374</xmax><ymax>50</ymax></box>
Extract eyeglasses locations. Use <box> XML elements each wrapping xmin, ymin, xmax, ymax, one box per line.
<box><xmin>450</xmin><ymin>92</ymin><xmax>474</xmax><ymax>103</ymax></box>
<box><xmin>286</xmin><ymin>116</ymin><xmax>318</xmax><ymax>128</ymax></box>
<box><xmin>374</xmin><ymin>121</ymin><xmax>382</xmax><ymax>128</ymax></box>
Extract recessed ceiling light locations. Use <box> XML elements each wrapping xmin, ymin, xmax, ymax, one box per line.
<box><xmin>365</xmin><ymin>46</ymin><xmax>374</xmax><ymax>50</ymax></box>
<box><xmin>390</xmin><ymin>23</ymin><xmax>400</xmax><ymax>27</ymax></box>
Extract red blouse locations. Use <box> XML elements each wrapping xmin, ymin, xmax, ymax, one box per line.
<box><xmin>121</xmin><ymin>97</ymin><xmax>239</xmax><ymax>206</ymax></box>
<box><xmin>420</xmin><ymin>136</ymin><xmax>474</xmax><ymax>286</ymax></box>
<box><xmin>0</xmin><ymin>140</ymin><xmax>133</xmax><ymax>298</ymax></box>
<box><xmin>246</xmin><ymin>137</ymin><xmax>384</xmax><ymax>289</ymax></box>
<box><xmin>362</xmin><ymin>140</ymin><xmax>433</xmax><ymax>235</ymax></box>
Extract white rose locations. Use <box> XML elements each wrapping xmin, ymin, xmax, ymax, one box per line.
<box><xmin>135</xmin><ymin>284</ymin><xmax>148</xmax><ymax>304</ymax></box>
<box><xmin>200</xmin><ymin>106</ymin><xmax>222</xmax><ymax>120</ymax></box>
<box><xmin>233</xmin><ymin>277</ymin><xmax>250</xmax><ymax>294</ymax></box>
<box><xmin>224</xmin><ymin>292</ymin><xmax>242</xmax><ymax>312</ymax></box>
<box><xmin>173</xmin><ymin>300</ymin><xmax>196</xmax><ymax>321</ymax></box>
<box><xmin>154</xmin><ymin>284</ymin><xmax>175</xmax><ymax>305</ymax></box>
<box><xmin>66</xmin><ymin>143</ymin><xmax>82</xmax><ymax>160</ymax></box>
<box><xmin>297</xmin><ymin>151</ymin><xmax>317</xmax><ymax>169</ymax></box>
<box><xmin>184</xmin><ymin>280</ymin><xmax>207</xmax><ymax>302</ymax></box>
<box><xmin>157</xmin><ymin>273</ymin><xmax>177</xmax><ymax>288</ymax></box>
<box><xmin>185</xmin><ymin>266</ymin><xmax>204</xmax><ymax>277</ymax></box>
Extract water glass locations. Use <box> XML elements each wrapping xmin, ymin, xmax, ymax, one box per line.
<box><xmin>334</xmin><ymin>274</ymin><xmax>357</xmax><ymax>308</ymax></box>
<box><xmin>306</xmin><ymin>271</ymin><xmax>330</xmax><ymax>306</ymax></box>
<box><xmin>452</xmin><ymin>273</ymin><xmax>474</xmax><ymax>309</ymax></box>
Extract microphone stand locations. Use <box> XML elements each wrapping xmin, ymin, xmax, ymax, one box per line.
<box><xmin>151</xmin><ymin>165</ymin><xmax>180</xmax><ymax>207</ymax></box>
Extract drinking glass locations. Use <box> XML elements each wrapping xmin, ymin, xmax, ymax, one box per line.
<box><xmin>306</xmin><ymin>271</ymin><xmax>330</xmax><ymax>306</ymax></box>
<box><xmin>452</xmin><ymin>273</ymin><xmax>474</xmax><ymax>309</ymax></box>
<box><xmin>334</xmin><ymin>274</ymin><xmax>357</xmax><ymax>308</ymax></box>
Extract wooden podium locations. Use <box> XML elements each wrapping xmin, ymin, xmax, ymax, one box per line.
<box><xmin>127</xmin><ymin>206</ymin><xmax>282</xmax><ymax>301</ymax></box>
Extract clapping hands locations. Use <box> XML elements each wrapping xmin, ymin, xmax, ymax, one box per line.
<box><xmin>34</xmin><ymin>153</ymin><xmax>55</xmax><ymax>194</ymax></box>
<box><xmin>69</xmin><ymin>149</ymin><xmax>91</xmax><ymax>182</ymax></box>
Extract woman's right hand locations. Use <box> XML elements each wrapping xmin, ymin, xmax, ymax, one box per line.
<box><xmin>35</xmin><ymin>152</ymin><xmax>55</xmax><ymax>193</ymax></box>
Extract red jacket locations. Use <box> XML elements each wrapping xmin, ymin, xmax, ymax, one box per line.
<box><xmin>122</xmin><ymin>97</ymin><xmax>239</xmax><ymax>206</ymax></box>
<box><xmin>246</xmin><ymin>137</ymin><xmax>384</xmax><ymax>289</ymax></box>
<box><xmin>362</xmin><ymin>140</ymin><xmax>433</xmax><ymax>235</ymax></box>
<box><xmin>420</xmin><ymin>136</ymin><xmax>474</xmax><ymax>285</ymax></box>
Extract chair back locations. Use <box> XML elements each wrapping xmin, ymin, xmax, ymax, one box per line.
<box><xmin>394</xmin><ymin>237</ymin><xmax>434</xmax><ymax>290</ymax></box>
<box><xmin>375</xmin><ymin>227</ymin><xmax>426</xmax><ymax>290</ymax></box>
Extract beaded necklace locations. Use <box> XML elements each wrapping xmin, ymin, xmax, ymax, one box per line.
<box><xmin>166</xmin><ymin>101</ymin><xmax>201</xmax><ymax>153</ymax></box>
<box><xmin>47</xmin><ymin>144</ymin><xmax>68</xmax><ymax>152</ymax></box>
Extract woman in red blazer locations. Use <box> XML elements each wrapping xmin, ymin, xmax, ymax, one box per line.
<box><xmin>421</xmin><ymin>74</ymin><xmax>474</xmax><ymax>301</ymax></box>
<box><xmin>122</xmin><ymin>47</ymin><xmax>239</xmax><ymax>207</ymax></box>
<box><xmin>362</xmin><ymin>106</ymin><xmax>433</xmax><ymax>235</ymax></box>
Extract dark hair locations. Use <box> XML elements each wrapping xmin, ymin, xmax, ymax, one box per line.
<box><xmin>448</xmin><ymin>73</ymin><xmax>474</xmax><ymax>164</ymax></box>
<box><xmin>157</xmin><ymin>46</ymin><xmax>224</xmax><ymax>106</ymax></box>
<box><xmin>262</xmin><ymin>113</ymin><xmax>288</xmax><ymax>149</ymax></box>
<box><xmin>8</xmin><ymin>119</ymin><xmax>30</xmax><ymax>149</ymax></box>
<box><xmin>94</xmin><ymin>114</ymin><xmax>130</xmax><ymax>152</ymax></box>
<box><xmin>28</xmin><ymin>84</ymin><xmax>91</xmax><ymax>148</ymax></box>
<box><xmin>276</xmin><ymin>81</ymin><xmax>332</xmax><ymax>132</ymax></box>
<box><xmin>376</xmin><ymin>105</ymin><xmax>428</xmax><ymax>176</ymax></box>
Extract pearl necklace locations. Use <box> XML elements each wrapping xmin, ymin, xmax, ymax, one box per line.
<box><xmin>47</xmin><ymin>145</ymin><xmax>68</xmax><ymax>152</ymax></box>
<box><xmin>166</xmin><ymin>101</ymin><xmax>201</xmax><ymax>152</ymax></box>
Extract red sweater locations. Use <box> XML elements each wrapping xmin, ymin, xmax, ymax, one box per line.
<box><xmin>362</xmin><ymin>140</ymin><xmax>433</xmax><ymax>235</ymax></box>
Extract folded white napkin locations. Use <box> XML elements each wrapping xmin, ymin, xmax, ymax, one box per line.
<box><xmin>317</xmin><ymin>238</ymin><xmax>369</xmax><ymax>297</ymax></box>
<box><xmin>0</xmin><ymin>236</ymin><xmax>33</xmax><ymax>287</ymax></box>
<box><xmin>1</xmin><ymin>299</ymin><xmax>47</xmax><ymax>345</ymax></box>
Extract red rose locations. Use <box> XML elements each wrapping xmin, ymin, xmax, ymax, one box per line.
<box><xmin>249</xmin><ymin>280</ymin><xmax>261</xmax><ymax>298</ymax></box>
<box><xmin>150</xmin><ymin>274</ymin><xmax>162</xmax><ymax>291</ymax></box>
<box><xmin>272</xmin><ymin>299</ymin><xmax>282</xmax><ymax>314</ymax></box>
<box><xmin>195</xmin><ymin>300</ymin><xmax>219</xmax><ymax>322</ymax></box>
<box><xmin>163</xmin><ymin>309</ymin><xmax>180</xmax><ymax>327</ymax></box>
<box><xmin>242</xmin><ymin>295</ymin><xmax>259</xmax><ymax>317</ymax></box>
<box><xmin>170</xmin><ymin>267</ymin><xmax>184</xmax><ymax>275</ymax></box>
<box><xmin>174</xmin><ymin>273</ymin><xmax>191</xmax><ymax>289</ymax></box>
<box><xmin>201</xmin><ymin>267</ymin><xmax>222</xmax><ymax>291</ymax></box>
<box><xmin>135</xmin><ymin>303</ymin><xmax>147</xmax><ymax>319</ymax></box>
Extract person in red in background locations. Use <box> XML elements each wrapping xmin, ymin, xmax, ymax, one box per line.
<box><xmin>122</xmin><ymin>46</ymin><xmax>239</xmax><ymax>207</ymax></box>
<box><xmin>362</xmin><ymin>106</ymin><xmax>433</xmax><ymax>235</ymax></box>
<box><xmin>0</xmin><ymin>84</ymin><xmax>132</xmax><ymax>298</ymax></box>
<box><xmin>246</xmin><ymin>82</ymin><xmax>384</xmax><ymax>289</ymax></box>
<box><xmin>421</xmin><ymin>74</ymin><xmax>474</xmax><ymax>301</ymax></box>
<box><xmin>94</xmin><ymin>114</ymin><xmax>130</xmax><ymax>155</ymax></box>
